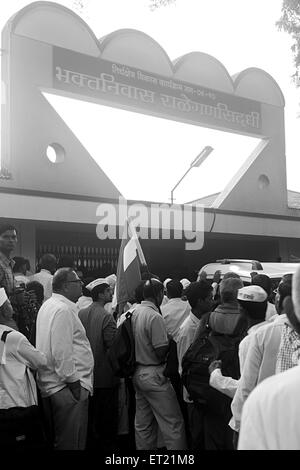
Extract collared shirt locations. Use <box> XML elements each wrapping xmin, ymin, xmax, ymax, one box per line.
<box><xmin>265</xmin><ymin>302</ymin><xmax>277</xmax><ymax>321</ymax></box>
<box><xmin>161</xmin><ymin>298</ymin><xmax>191</xmax><ymax>343</ymax></box>
<box><xmin>131</xmin><ymin>300</ymin><xmax>169</xmax><ymax>367</ymax></box>
<box><xmin>0</xmin><ymin>325</ymin><xmax>47</xmax><ymax>408</ymax></box>
<box><xmin>0</xmin><ymin>252</ymin><xmax>15</xmax><ymax>295</ymax></box>
<box><xmin>177</xmin><ymin>312</ymin><xmax>201</xmax><ymax>403</ymax></box>
<box><xmin>275</xmin><ymin>323</ymin><xmax>300</xmax><ymax>373</ymax></box>
<box><xmin>36</xmin><ymin>293</ymin><xmax>94</xmax><ymax>397</ymax></box>
<box><xmin>230</xmin><ymin>314</ymin><xmax>288</xmax><ymax>432</ymax></box>
<box><xmin>177</xmin><ymin>312</ymin><xmax>201</xmax><ymax>376</ymax></box>
<box><xmin>238</xmin><ymin>362</ymin><xmax>300</xmax><ymax>450</ymax></box>
<box><xmin>30</xmin><ymin>269</ymin><xmax>53</xmax><ymax>301</ymax></box>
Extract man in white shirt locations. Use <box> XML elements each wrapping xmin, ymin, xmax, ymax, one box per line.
<box><xmin>36</xmin><ymin>267</ymin><xmax>94</xmax><ymax>450</ymax></box>
<box><xmin>12</xmin><ymin>256</ymin><xmax>30</xmax><ymax>287</ymax></box>
<box><xmin>31</xmin><ymin>254</ymin><xmax>57</xmax><ymax>301</ymax></box>
<box><xmin>0</xmin><ymin>287</ymin><xmax>47</xmax><ymax>409</ymax></box>
<box><xmin>161</xmin><ymin>279</ymin><xmax>190</xmax><ymax>342</ymax></box>
<box><xmin>230</xmin><ymin>274</ymin><xmax>293</xmax><ymax>436</ymax></box>
<box><xmin>238</xmin><ymin>265</ymin><xmax>300</xmax><ymax>450</ymax></box>
<box><xmin>161</xmin><ymin>280</ymin><xmax>191</xmax><ymax>427</ymax></box>
<box><xmin>177</xmin><ymin>281</ymin><xmax>213</xmax><ymax>378</ymax></box>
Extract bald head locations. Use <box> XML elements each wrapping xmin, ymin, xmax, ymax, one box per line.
<box><xmin>292</xmin><ymin>265</ymin><xmax>300</xmax><ymax>322</ymax></box>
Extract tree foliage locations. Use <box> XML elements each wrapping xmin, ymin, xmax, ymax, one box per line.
<box><xmin>277</xmin><ymin>0</ymin><xmax>300</xmax><ymax>84</ymax></box>
<box><xmin>71</xmin><ymin>0</ymin><xmax>177</xmax><ymax>14</ymax></box>
<box><xmin>149</xmin><ymin>0</ymin><xmax>176</xmax><ymax>11</ymax></box>
<box><xmin>72</xmin><ymin>0</ymin><xmax>86</xmax><ymax>13</ymax></box>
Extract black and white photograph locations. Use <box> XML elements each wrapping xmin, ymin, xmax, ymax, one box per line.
<box><xmin>1</xmin><ymin>0</ymin><xmax>300</xmax><ymax>456</ymax></box>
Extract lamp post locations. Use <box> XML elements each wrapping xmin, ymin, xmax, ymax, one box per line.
<box><xmin>170</xmin><ymin>146</ymin><xmax>214</xmax><ymax>204</ymax></box>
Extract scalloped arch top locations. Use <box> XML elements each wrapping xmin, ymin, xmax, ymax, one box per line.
<box><xmin>233</xmin><ymin>68</ymin><xmax>285</xmax><ymax>107</ymax></box>
<box><xmin>9</xmin><ymin>1</ymin><xmax>101</xmax><ymax>56</ymax></box>
<box><xmin>173</xmin><ymin>52</ymin><xmax>235</xmax><ymax>94</ymax></box>
<box><xmin>99</xmin><ymin>29</ymin><xmax>174</xmax><ymax>75</ymax></box>
<box><xmin>5</xmin><ymin>1</ymin><xmax>285</xmax><ymax>106</ymax></box>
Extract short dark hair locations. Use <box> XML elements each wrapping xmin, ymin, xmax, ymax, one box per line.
<box><xmin>166</xmin><ymin>280</ymin><xmax>183</xmax><ymax>298</ymax></box>
<box><xmin>26</xmin><ymin>281</ymin><xmax>44</xmax><ymax>305</ymax></box>
<box><xmin>141</xmin><ymin>271</ymin><xmax>161</xmax><ymax>281</ymax></box>
<box><xmin>223</xmin><ymin>272</ymin><xmax>241</xmax><ymax>280</ymax></box>
<box><xmin>185</xmin><ymin>281</ymin><xmax>212</xmax><ymax>309</ymax></box>
<box><xmin>0</xmin><ymin>224</ymin><xmax>17</xmax><ymax>236</ymax></box>
<box><xmin>82</xmin><ymin>277</ymin><xmax>94</xmax><ymax>297</ymax></box>
<box><xmin>40</xmin><ymin>254</ymin><xmax>57</xmax><ymax>271</ymax></box>
<box><xmin>52</xmin><ymin>268</ymin><xmax>75</xmax><ymax>291</ymax></box>
<box><xmin>252</xmin><ymin>274</ymin><xmax>271</xmax><ymax>296</ymax></box>
<box><xmin>91</xmin><ymin>283</ymin><xmax>110</xmax><ymax>302</ymax></box>
<box><xmin>238</xmin><ymin>299</ymin><xmax>267</xmax><ymax>321</ymax></box>
<box><xmin>220</xmin><ymin>278</ymin><xmax>243</xmax><ymax>303</ymax></box>
<box><xmin>13</xmin><ymin>256</ymin><xmax>27</xmax><ymax>273</ymax></box>
<box><xmin>143</xmin><ymin>278</ymin><xmax>164</xmax><ymax>299</ymax></box>
<box><xmin>135</xmin><ymin>280</ymin><xmax>146</xmax><ymax>304</ymax></box>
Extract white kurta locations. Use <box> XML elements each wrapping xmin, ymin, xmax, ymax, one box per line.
<box><xmin>230</xmin><ymin>314</ymin><xmax>287</xmax><ymax>432</ymax></box>
<box><xmin>0</xmin><ymin>325</ymin><xmax>47</xmax><ymax>408</ymax></box>
<box><xmin>238</xmin><ymin>363</ymin><xmax>300</xmax><ymax>450</ymax></box>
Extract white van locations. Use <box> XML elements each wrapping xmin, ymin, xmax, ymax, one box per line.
<box><xmin>197</xmin><ymin>259</ymin><xmax>299</xmax><ymax>287</ymax></box>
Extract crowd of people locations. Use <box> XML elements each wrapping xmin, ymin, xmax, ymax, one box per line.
<box><xmin>1</xmin><ymin>221</ymin><xmax>300</xmax><ymax>450</ymax></box>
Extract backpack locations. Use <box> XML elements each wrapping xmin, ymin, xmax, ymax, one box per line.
<box><xmin>107</xmin><ymin>310</ymin><xmax>136</xmax><ymax>378</ymax></box>
<box><xmin>163</xmin><ymin>338</ymin><xmax>179</xmax><ymax>379</ymax></box>
<box><xmin>181</xmin><ymin>314</ymin><xmax>241</xmax><ymax>417</ymax></box>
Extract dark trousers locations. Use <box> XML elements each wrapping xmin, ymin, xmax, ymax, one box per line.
<box><xmin>203</xmin><ymin>411</ymin><xmax>234</xmax><ymax>450</ymax></box>
<box><xmin>187</xmin><ymin>402</ymin><xmax>205</xmax><ymax>450</ymax></box>
<box><xmin>87</xmin><ymin>386</ymin><xmax>119</xmax><ymax>451</ymax></box>
<box><xmin>117</xmin><ymin>378</ymin><xmax>136</xmax><ymax>451</ymax></box>
<box><xmin>193</xmin><ymin>403</ymin><xmax>234</xmax><ymax>450</ymax></box>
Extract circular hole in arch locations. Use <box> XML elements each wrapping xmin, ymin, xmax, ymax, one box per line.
<box><xmin>258</xmin><ymin>174</ymin><xmax>270</xmax><ymax>190</ymax></box>
<box><xmin>46</xmin><ymin>143</ymin><xmax>65</xmax><ymax>164</ymax></box>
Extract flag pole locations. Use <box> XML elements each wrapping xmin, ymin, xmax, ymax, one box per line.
<box><xmin>127</xmin><ymin>219</ymin><xmax>162</xmax><ymax>315</ymax></box>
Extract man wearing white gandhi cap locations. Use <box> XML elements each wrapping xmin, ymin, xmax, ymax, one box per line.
<box><xmin>0</xmin><ymin>286</ymin><xmax>46</xmax><ymax>425</ymax></box>
<box><xmin>0</xmin><ymin>287</ymin><xmax>18</xmax><ymax>330</ymax></box>
<box><xmin>238</xmin><ymin>265</ymin><xmax>300</xmax><ymax>450</ymax></box>
<box><xmin>78</xmin><ymin>277</ymin><xmax>118</xmax><ymax>450</ymax></box>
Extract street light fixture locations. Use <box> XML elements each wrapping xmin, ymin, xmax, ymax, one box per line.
<box><xmin>170</xmin><ymin>146</ymin><xmax>214</xmax><ymax>204</ymax></box>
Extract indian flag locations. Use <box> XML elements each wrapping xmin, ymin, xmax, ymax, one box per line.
<box><xmin>115</xmin><ymin>219</ymin><xmax>147</xmax><ymax>306</ymax></box>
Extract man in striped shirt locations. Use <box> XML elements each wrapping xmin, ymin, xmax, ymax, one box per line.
<box><xmin>0</xmin><ymin>223</ymin><xmax>17</xmax><ymax>296</ymax></box>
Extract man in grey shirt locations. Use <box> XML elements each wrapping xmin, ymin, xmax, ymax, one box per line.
<box><xmin>132</xmin><ymin>278</ymin><xmax>186</xmax><ymax>450</ymax></box>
